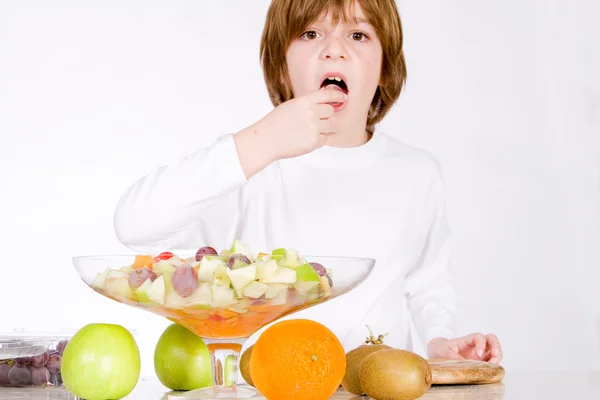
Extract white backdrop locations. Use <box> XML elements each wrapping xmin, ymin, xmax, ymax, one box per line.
<box><xmin>1</xmin><ymin>1</ymin><xmax>598</xmax><ymax>377</ymax></box>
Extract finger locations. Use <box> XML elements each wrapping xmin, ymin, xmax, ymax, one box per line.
<box><xmin>316</xmin><ymin>104</ymin><xmax>335</xmax><ymax>119</ymax></box>
<box><xmin>310</xmin><ymin>87</ymin><xmax>347</xmax><ymax>104</ymax></box>
<box><xmin>318</xmin><ymin>119</ymin><xmax>334</xmax><ymax>134</ymax></box>
<box><xmin>471</xmin><ymin>333</ymin><xmax>487</xmax><ymax>358</ymax></box>
<box><xmin>486</xmin><ymin>334</ymin><xmax>503</xmax><ymax>364</ymax></box>
<box><xmin>456</xmin><ymin>333</ymin><xmax>486</xmax><ymax>358</ymax></box>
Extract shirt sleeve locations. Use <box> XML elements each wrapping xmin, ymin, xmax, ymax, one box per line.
<box><xmin>404</xmin><ymin>166</ymin><xmax>458</xmax><ymax>348</ymax></box>
<box><xmin>113</xmin><ymin>134</ymin><xmax>249</xmax><ymax>253</ymax></box>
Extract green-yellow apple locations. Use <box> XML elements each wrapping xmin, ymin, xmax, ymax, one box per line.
<box><xmin>154</xmin><ymin>323</ymin><xmax>212</xmax><ymax>391</ymax></box>
<box><xmin>61</xmin><ymin>323</ymin><xmax>140</xmax><ymax>400</ymax></box>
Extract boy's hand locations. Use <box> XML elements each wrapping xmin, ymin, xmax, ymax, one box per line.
<box><xmin>234</xmin><ymin>88</ymin><xmax>347</xmax><ymax>179</ymax></box>
<box><xmin>257</xmin><ymin>87</ymin><xmax>348</xmax><ymax>159</ymax></box>
<box><xmin>427</xmin><ymin>333</ymin><xmax>503</xmax><ymax>364</ymax></box>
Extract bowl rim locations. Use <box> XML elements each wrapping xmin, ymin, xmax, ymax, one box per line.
<box><xmin>72</xmin><ymin>254</ymin><xmax>376</xmax><ymax>263</ymax></box>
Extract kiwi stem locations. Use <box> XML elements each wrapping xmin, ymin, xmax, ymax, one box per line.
<box><xmin>365</xmin><ymin>324</ymin><xmax>388</xmax><ymax>345</ymax></box>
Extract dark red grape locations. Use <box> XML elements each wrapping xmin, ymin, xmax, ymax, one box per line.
<box><xmin>8</xmin><ymin>365</ymin><xmax>31</xmax><ymax>386</ymax></box>
<box><xmin>227</xmin><ymin>253</ymin><xmax>250</xmax><ymax>269</ymax></box>
<box><xmin>29</xmin><ymin>367</ymin><xmax>50</xmax><ymax>386</ymax></box>
<box><xmin>29</xmin><ymin>352</ymin><xmax>48</xmax><ymax>368</ymax></box>
<box><xmin>57</xmin><ymin>340</ymin><xmax>69</xmax><ymax>356</ymax></box>
<box><xmin>196</xmin><ymin>246</ymin><xmax>218</xmax><ymax>261</ymax></box>
<box><xmin>0</xmin><ymin>363</ymin><xmax>10</xmax><ymax>385</ymax></box>
<box><xmin>14</xmin><ymin>358</ymin><xmax>30</xmax><ymax>367</ymax></box>
<box><xmin>128</xmin><ymin>267</ymin><xmax>157</xmax><ymax>289</ymax></box>
<box><xmin>172</xmin><ymin>264</ymin><xmax>199</xmax><ymax>297</ymax></box>
<box><xmin>310</xmin><ymin>262</ymin><xmax>327</xmax><ymax>276</ymax></box>
<box><xmin>45</xmin><ymin>353</ymin><xmax>61</xmax><ymax>374</ymax></box>
<box><xmin>326</xmin><ymin>274</ymin><xmax>333</xmax><ymax>288</ymax></box>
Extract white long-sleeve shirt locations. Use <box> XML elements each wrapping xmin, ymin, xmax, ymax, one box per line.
<box><xmin>113</xmin><ymin>131</ymin><xmax>457</xmax><ymax>353</ymax></box>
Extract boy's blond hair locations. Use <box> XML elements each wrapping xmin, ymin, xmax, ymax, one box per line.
<box><xmin>260</xmin><ymin>0</ymin><xmax>407</xmax><ymax>130</ymax></box>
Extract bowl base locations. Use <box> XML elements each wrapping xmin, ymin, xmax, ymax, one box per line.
<box><xmin>168</xmin><ymin>385</ymin><xmax>260</xmax><ymax>399</ymax></box>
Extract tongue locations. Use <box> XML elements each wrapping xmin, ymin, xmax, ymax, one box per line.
<box><xmin>324</xmin><ymin>84</ymin><xmax>345</xmax><ymax>105</ymax></box>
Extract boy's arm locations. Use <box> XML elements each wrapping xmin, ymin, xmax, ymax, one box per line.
<box><xmin>404</xmin><ymin>168</ymin><xmax>458</xmax><ymax>349</ymax></box>
<box><xmin>113</xmin><ymin>133</ymin><xmax>257</xmax><ymax>252</ymax></box>
<box><xmin>113</xmin><ymin>88</ymin><xmax>346</xmax><ymax>252</ymax></box>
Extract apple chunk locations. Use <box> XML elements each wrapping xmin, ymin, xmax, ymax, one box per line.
<box><xmin>260</xmin><ymin>267</ymin><xmax>296</xmax><ymax>284</ymax></box>
<box><xmin>227</xmin><ymin>264</ymin><xmax>257</xmax><ymax>296</ymax></box>
<box><xmin>243</xmin><ymin>281</ymin><xmax>268</xmax><ymax>298</ymax></box>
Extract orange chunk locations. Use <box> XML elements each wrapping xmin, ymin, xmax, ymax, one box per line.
<box><xmin>133</xmin><ymin>255</ymin><xmax>154</xmax><ymax>270</ymax></box>
<box><xmin>216</xmin><ymin>309</ymin><xmax>239</xmax><ymax>320</ymax></box>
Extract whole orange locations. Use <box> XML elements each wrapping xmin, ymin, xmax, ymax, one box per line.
<box><xmin>249</xmin><ymin>319</ymin><xmax>346</xmax><ymax>400</ymax></box>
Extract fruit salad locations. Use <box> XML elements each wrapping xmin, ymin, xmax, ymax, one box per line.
<box><xmin>90</xmin><ymin>240</ymin><xmax>334</xmax><ymax>337</ymax></box>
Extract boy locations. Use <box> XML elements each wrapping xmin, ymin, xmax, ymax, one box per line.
<box><xmin>114</xmin><ymin>0</ymin><xmax>502</xmax><ymax>364</ymax></box>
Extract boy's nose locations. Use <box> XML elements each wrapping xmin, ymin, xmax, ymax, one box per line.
<box><xmin>320</xmin><ymin>36</ymin><xmax>348</xmax><ymax>60</ymax></box>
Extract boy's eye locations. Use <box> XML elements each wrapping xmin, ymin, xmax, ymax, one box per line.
<box><xmin>351</xmin><ymin>32</ymin><xmax>368</xmax><ymax>41</ymax></box>
<box><xmin>301</xmin><ymin>31</ymin><xmax>319</xmax><ymax>40</ymax></box>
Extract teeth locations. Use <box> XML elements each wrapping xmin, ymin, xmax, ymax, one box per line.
<box><xmin>326</xmin><ymin>76</ymin><xmax>342</xmax><ymax>82</ymax></box>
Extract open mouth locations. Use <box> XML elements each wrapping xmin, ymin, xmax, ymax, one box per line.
<box><xmin>320</xmin><ymin>76</ymin><xmax>349</xmax><ymax>95</ymax></box>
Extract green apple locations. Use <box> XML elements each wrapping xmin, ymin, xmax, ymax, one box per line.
<box><xmin>119</xmin><ymin>265</ymin><xmax>135</xmax><ymax>274</ymax></box>
<box><xmin>91</xmin><ymin>268</ymin><xmax>111</xmax><ymax>289</ymax></box>
<box><xmin>210</xmin><ymin>284</ymin><xmax>237</xmax><ymax>308</ymax></box>
<box><xmin>197</xmin><ymin>256</ymin><xmax>225</xmax><ymax>282</ymax></box>
<box><xmin>268</xmin><ymin>289</ymin><xmax>288</xmax><ymax>305</ymax></box>
<box><xmin>294</xmin><ymin>281</ymin><xmax>320</xmax><ymax>295</ymax></box>
<box><xmin>279</xmin><ymin>249</ymin><xmax>301</xmax><ymax>268</ymax></box>
<box><xmin>270</xmin><ymin>248</ymin><xmax>286</xmax><ymax>261</ymax></box>
<box><xmin>227</xmin><ymin>264</ymin><xmax>256</xmax><ymax>295</ymax></box>
<box><xmin>104</xmin><ymin>277</ymin><xmax>134</xmax><ymax>300</ymax></box>
<box><xmin>185</xmin><ymin>282</ymin><xmax>212</xmax><ymax>306</ymax></box>
<box><xmin>229</xmin><ymin>239</ymin><xmax>254</xmax><ymax>262</ymax></box>
<box><xmin>134</xmin><ymin>278</ymin><xmax>153</xmax><ymax>303</ymax></box>
<box><xmin>214</xmin><ymin>265</ymin><xmax>232</xmax><ymax>287</ymax></box>
<box><xmin>260</xmin><ymin>267</ymin><xmax>296</xmax><ymax>284</ymax></box>
<box><xmin>62</xmin><ymin>323</ymin><xmax>140</xmax><ymax>400</ymax></box>
<box><xmin>243</xmin><ymin>281</ymin><xmax>268</xmax><ymax>298</ymax></box>
<box><xmin>145</xmin><ymin>275</ymin><xmax>166</xmax><ymax>305</ymax></box>
<box><xmin>295</xmin><ymin>263</ymin><xmax>320</xmax><ymax>282</ymax></box>
<box><xmin>320</xmin><ymin>275</ymin><xmax>332</xmax><ymax>294</ymax></box>
<box><xmin>256</xmin><ymin>259</ymin><xmax>278</xmax><ymax>280</ymax></box>
<box><xmin>264</xmin><ymin>283</ymin><xmax>288</xmax><ymax>299</ymax></box>
<box><xmin>154</xmin><ymin>323</ymin><xmax>212</xmax><ymax>391</ymax></box>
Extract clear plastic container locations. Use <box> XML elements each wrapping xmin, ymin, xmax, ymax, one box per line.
<box><xmin>0</xmin><ymin>329</ymin><xmax>72</xmax><ymax>388</ymax></box>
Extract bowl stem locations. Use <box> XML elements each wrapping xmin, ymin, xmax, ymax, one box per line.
<box><xmin>168</xmin><ymin>338</ymin><xmax>257</xmax><ymax>399</ymax></box>
<box><xmin>205</xmin><ymin>338</ymin><xmax>246</xmax><ymax>387</ymax></box>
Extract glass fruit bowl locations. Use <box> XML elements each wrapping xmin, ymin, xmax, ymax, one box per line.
<box><xmin>72</xmin><ymin>241</ymin><xmax>375</xmax><ymax>399</ymax></box>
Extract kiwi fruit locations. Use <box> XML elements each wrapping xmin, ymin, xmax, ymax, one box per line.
<box><xmin>359</xmin><ymin>349</ymin><xmax>432</xmax><ymax>400</ymax></box>
<box><xmin>341</xmin><ymin>325</ymin><xmax>392</xmax><ymax>395</ymax></box>
<box><xmin>239</xmin><ymin>345</ymin><xmax>254</xmax><ymax>387</ymax></box>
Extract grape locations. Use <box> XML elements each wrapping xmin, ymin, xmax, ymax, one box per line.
<box><xmin>14</xmin><ymin>358</ymin><xmax>30</xmax><ymax>367</ymax></box>
<box><xmin>128</xmin><ymin>267</ymin><xmax>157</xmax><ymax>289</ymax></box>
<box><xmin>172</xmin><ymin>264</ymin><xmax>199</xmax><ymax>297</ymax></box>
<box><xmin>0</xmin><ymin>363</ymin><xmax>11</xmax><ymax>385</ymax></box>
<box><xmin>30</xmin><ymin>352</ymin><xmax>49</xmax><ymax>368</ymax></box>
<box><xmin>326</xmin><ymin>274</ymin><xmax>333</xmax><ymax>288</ymax></box>
<box><xmin>57</xmin><ymin>340</ymin><xmax>69</xmax><ymax>356</ymax></box>
<box><xmin>50</xmin><ymin>372</ymin><xmax>62</xmax><ymax>386</ymax></box>
<box><xmin>310</xmin><ymin>262</ymin><xmax>327</xmax><ymax>276</ymax></box>
<box><xmin>45</xmin><ymin>353</ymin><xmax>61</xmax><ymax>374</ymax></box>
<box><xmin>8</xmin><ymin>365</ymin><xmax>31</xmax><ymax>386</ymax></box>
<box><xmin>227</xmin><ymin>253</ymin><xmax>250</xmax><ymax>269</ymax></box>
<box><xmin>29</xmin><ymin>367</ymin><xmax>50</xmax><ymax>386</ymax></box>
<box><xmin>196</xmin><ymin>246</ymin><xmax>218</xmax><ymax>261</ymax></box>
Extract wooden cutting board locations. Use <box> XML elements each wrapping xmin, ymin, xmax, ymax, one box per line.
<box><xmin>428</xmin><ymin>358</ymin><xmax>505</xmax><ymax>385</ymax></box>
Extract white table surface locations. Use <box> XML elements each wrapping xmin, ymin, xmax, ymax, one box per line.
<box><xmin>1</xmin><ymin>370</ymin><xmax>599</xmax><ymax>399</ymax></box>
